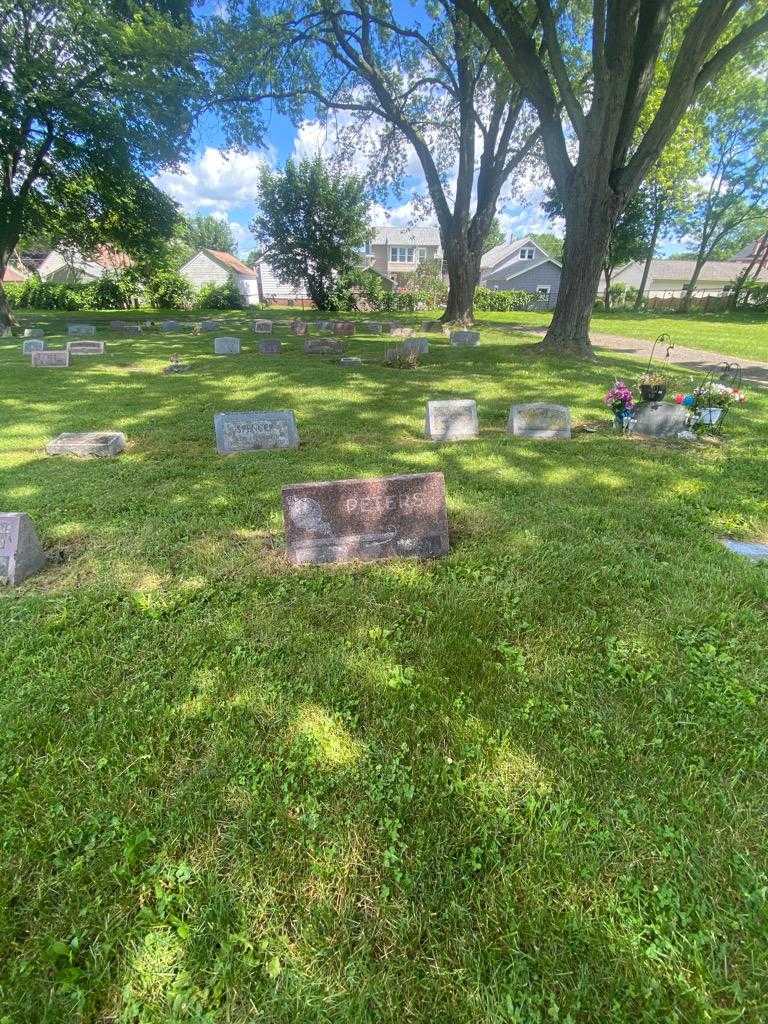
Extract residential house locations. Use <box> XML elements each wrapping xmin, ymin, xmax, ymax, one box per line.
<box><xmin>480</xmin><ymin>236</ymin><xmax>562</xmax><ymax>308</ymax></box>
<box><xmin>179</xmin><ymin>249</ymin><xmax>309</xmax><ymax>306</ymax></box>
<box><xmin>606</xmin><ymin>256</ymin><xmax>768</xmax><ymax>298</ymax></box>
<box><xmin>2</xmin><ymin>264</ymin><xmax>26</xmax><ymax>284</ymax></box>
<box><xmin>362</xmin><ymin>227</ymin><xmax>443</xmax><ymax>286</ymax></box>
<box><xmin>37</xmin><ymin>246</ymin><xmax>133</xmax><ymax>283</ymax></box>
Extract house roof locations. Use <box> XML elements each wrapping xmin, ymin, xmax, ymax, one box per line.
<box><xmin>481</xmin><ymin>235</ymin><xmax>561</xmax><ymax>272</ymax></box>
<box><xmin>92</xmin><ymin>246</ymin><xmax>133</xmax><ymax>271</ymax></box>
<box><xmin>370</xmin><ymin>226</ymin><xmax>442</xmax><ymax>247</ymax></box>
<box><xmin>731</xmin><ymin>236</ymin><xmax>768</xmax><ymax>261</ymax></box>
<box><xmin>203</xmin><ymin>249</ymin><xmax>258</xmax><ymax>278</ymax></box>
<box><xmin>2</xmin><ymin>265</ymin><xmax>25</xmax><ymax>283</ymax></box>
<box><xmin>615</xmin><ymin>259</ymin><xmax>768</xmax><ymax>284</ymax></box>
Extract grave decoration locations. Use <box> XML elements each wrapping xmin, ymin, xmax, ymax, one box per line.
<box><xmin>164</xmin><ymin>353</ymin><xmax>191</xmax><ymax>374</ymax></box>
<box><xmin>282</xmin><ymin>471</ymin><xmax>449</xmax><ymax>565</ymax></box>
<box><xmin>603</xmin><ymin>381</ymin><xmax>636</xmax><ymax>432</ymax></box>
<box><xmin>676</xmin><ymin>363</ymin><xmax>746</xmax><ymax>435</ymax></box>
<box><xmin>0</xmin><ymin>512</ymin><xmax>46</xmax><ymax>586</ymax></box>
<box><xmin>637</xmin><ymin>333</ymin><xmax>674</xmax><ymax>401</ymax></box>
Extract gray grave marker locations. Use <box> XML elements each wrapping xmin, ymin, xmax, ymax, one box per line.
<box><xmin>508</xmin><ymin>403</ymin><xmax>571</xmax><ymax>440</ymax></box>
<box><xmin>214</xmin><ymin>411</ymin><xmax>299</xmax><ymax>454</ymax></box>
<box><xmin>159</xmin><ymin>320</ymin><xmax>181</xmax><ymax>332</ymax></box>
<box><xmin>304</xmin><ymin>338</ymin><xmax>345</xmax><ymax>355</ymax></box>
<box><xmin>67</xmin><ymin>323</ymin><xmax>96</xmax><ymax>336</ymax></box>
<box><xmin>252</xmin><ymin>319</ymin><xmax>274</xmax><ymax>333</ymax></box>
<box><xmin>200</xmin><ymin>319</ymin><xmax>223</xmax><ymax>332</ymax></box>
<box><xmin>340</xmin><ymin>356</ymin><xmax>362</xmax><ymax>367</ymax></box>
<box><xmin>32</xmin><ymin>350</ymin><xmax>69</xmax><ymax>367</ymax></box>
<box><xmin>362</xmin><ymin>321</ymin><xmax>383</xmax><ymax>334</ymax></box>
<box><xmin>0</xmin><ymin>513</ymin><xmax>46</xmax><ymax>586</ymax></box>
<box><xmin>425</xmin><ymin>399</ymin><xmax>479</xmax><ymax>441</ymax></box>
<box><xmin>291</xmin><ymin>320</ymin><xmax>309</xmax><ymax>335</ymax></box>
<box><xmin>334</xmin><ymin>321</ymin><xmax>355</xmax><ymax>336</ymax></box>
<box><xmin>721</xmin><ymin>539</ymin><xmax>768</xmax><ymax>561</ymax></box>
<box><xmin>450</xmin><ymin>329</ymin><xmax>480</xmax><ymax>347</ymax></box>
<box><xmin>23</xmin><ymin>328</ymin><xmax>44</xmax><ymax>338</ymax></box>
<box><xmin>282</xmin><ymin>471</ymin><xmax>449</xmax><ymax>565</ymax></box>
<box><xmin>631</xmin><ymin>403</ymin><xmax>691</xmax><ymax>439</ymax></box>
<box><xmin>214</xmin><ymin>337</ymin><xmax>241</xmax><ymax>355</ymax></box>
<box><xmin>23</xmin><ymin>339</ymin><xmax>45</xmax><ymax>355</ymax></box>
<box><xmin>67</xmin><ymin>340</ymin><xmax>106</xmax><ymax>355</ymax></box>
<box><xmin>259</xmin><ymin>338</ymin><xmax>282</xmax><ymax>355</ymax></box>
<box><xmin>46</xmin><ymin>432</ymin><xmax>126</xmax><ymax>457</ymax></box>
<box><xmin>403</xmin><ymin>337</ymin><xmax>429</xmax><ymax>355</ymax></box>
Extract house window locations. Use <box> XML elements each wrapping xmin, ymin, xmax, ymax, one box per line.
<box><xmin>391</xmin><ymin>246</ymin><xmax>417</xmax><ymax>263</ymax></box>
<box><xmin>520</xmin><ymin>247</ymin><xmax>535</xmax><ymax>260</ymax></box>
<box><xmin>363</xmin><ymin>242</ymin><xmax>372</xmax><ymax>255</ymax></box>
<box><xmin>536</xmin><ymin>286</ymin><xmax>551</xmax><ymax>304</ymax></box>
<box><xmin>417</xmin><ymin>247</ymin><xmax>427</xmax><ymax>262</ymax></box>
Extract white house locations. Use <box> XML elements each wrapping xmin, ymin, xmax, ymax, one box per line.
<box><xmin>605</xmin><ymin>257</ymin><xmax>768</xmax><ymax>298</ymax></box>
<box><xmin>37</xmin><ymin>246</ymin><xmax>133</xmax><ymax>283</ymax></box>
<box><xmin>480</xmin><ymin>235</ymin><xmax>562</xmax><ymax>308</ymax></box>
<box><xmin>179</xmin><ymin>249</ymin><xmax>309</xmax><ymax>306</ymax></box>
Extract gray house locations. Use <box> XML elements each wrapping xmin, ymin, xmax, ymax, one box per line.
<box><xmin>480</xmin><ymin>236</ymin><xmax>562</xmax><ymax>308</ymax></box>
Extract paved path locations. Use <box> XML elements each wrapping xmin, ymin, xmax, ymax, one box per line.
<box><xmin>508</xmin><ymin>325</ymin><xmax>768</xmax><ymax>389</ymax></box>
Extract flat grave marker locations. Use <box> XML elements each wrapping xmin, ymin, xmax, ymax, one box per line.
<box><xmin>425</xmin><ymin>399</ymin><xmax>479</xmax><ymax>441</ymax></box>
<box><xmin>282</xmin><ymin>471</ymin><xmax>449</xmax><ymax>566</ymax></box>
<box><xmin>508</xmin><ymin>403</ymin><xmax>571</xmax><ymax>440</ymax></box>
<box><xmin>199</xmin><ymin>320</ymin><xmax>223</xmax><ymax>332</ymax></box>
<box><xmin>0</xmin><ymin>513</ymin><xmax>46</xmax><ymax>586</ymax></box>
<box><xmin>23</xmin><ymin>328</ymin><xmax>44</xmax><ymax>338</ymax></box>
<box><xmin>214</xmin><ymin>411</ymin><xmax>299</xmax><ymax>454</ymax></box>
<box><xmin>67</xmin><ymin>340</ymin><xmax>105</xmax><ymax>355</ymax></box>
<box><xmin>46</xmin><ymin>431</ymin><xmax>126</xmax><ymax>457</ymax></box>
<box><xmin>32</xmin><ymin>350</ymin><xmax>69</xmax><ymax>367</ymax></box>
<box><xmin>450</xmin><ymin>329</ymin><xmax>480</xmax><ymax>347</ymax></box>
<box><xmin>340</xmin><ymin>356</ymin><xmax>362</xmax><ymax>367</ymax></box>
<box><xmin>721</xmin><ymin>539</ymin><xmax>768</xmax><ymax>561</ymax></box>
<box><xmin>67</xmin><ymin>323</ymin><xmax>96</xmax><ymax>336</ymax></box>
<box><xmin>214</xmin><ymin>337</ymin><xmax>241</xmax><ymax>355</ymax></box>
<box><xmin>304</xmin><ymin>338</ymin><xmax>345</xmax><ymax>355</ymax></box>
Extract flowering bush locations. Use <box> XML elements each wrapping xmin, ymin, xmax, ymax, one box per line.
<box><xmin>604</xmin><ymin>380</ymin><xmax>636</xmax><ymax>416</ymax></box>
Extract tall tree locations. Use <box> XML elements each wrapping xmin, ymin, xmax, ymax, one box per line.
<box><xmin>601</xmin><ymin>191</ymin><xmax>652</xmax><ymax>309</ymax></box>
<box><xmin>530</xmin><ymin>232</ymin><xmax>564</xmax><ymax>260</ymax></box>
<box><xmin>252</xmin><ymin>156</ymin><xmax>370</xmax><ymax>310</ymax></box>
<box><xmin>0</xmin><ymin>0</ymin><xmax>202</xmax><ymax>327</ymax></box>
<box><xmin>209</xmin><ymin>0</ymin><xmax>541</xmax><ymax>323</ymax></box>
<box><xmin>729</xmin><ymin>229</ymin><xmax>768</xmax><ymax>308</ymax></box>
<box><xmin>181</xmin><ymin>212</ymin><xmax>238</xmax><ymax>255</ymax></box>
<box><xmin>455</xmin><ymin>0</ymin><xmax>768</xmax><ymax>355</ymax></box>
<box><xmin>674</xmin><ymin>73</ymin><xmax>768</xmax><ymax>310</ymax></box>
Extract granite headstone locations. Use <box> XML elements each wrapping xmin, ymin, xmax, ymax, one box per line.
<box><xmin>23</xmin><ymin>339</ymin><xmax>45</xmax><ymax>355</ymax></box>
<box><xmin>214</xmin><ymin>337</ymin><xmax>241</xmax><ymax>355</ymax></box>
<box><xmin>362</xmin><ymin>321</ymin><xmax>383</xmax><ymax>334</ymax></box>
<box><xmin>32</xmin><ymin>350</ymin><xmax>69</xmax><ymax>367</ymax></box>
<box><xmin>508</xmin><ymin>403</ymin><xmax>571</xmax><ymax>440</ymax></box>
<box><xmin>450</xmin><ymin>330</ymin><xmax>480</xmax><ymax>347</ymax></box>
<box><xmin>290</xmin><ymin>320</ymin><xmax>309</xmax><ymax>336</ymax></box>
<box><xmin>23</xmin><ymin>328</ymin><xmax>44</xmax><ymax>338</ymax></box>
<box><xmin>214</xmin><ymin>411</ymin><xmax>299</xmax><ymax>453</ymax></box>
<box><xmin>46</xmin><ymin>432</ymin><xmax>126</xmax><ymax>457</ymax></box>
<box><xmin>340</xmin><ymin>356</ymin><xmax>362</xmax><ymax>367</ymax></box>
<box><xmin>200</xmin><ymin>320</ymin><xmax>223</xmax><ymax>332</ymax></box>
<box><xmin>403</xmin><ymin>337</ymin><xmax>429</xmax><ymax>355</ymax></box>
<box><xmin>334</xmin><ymin>321</ymin><xmax>355</xmax><ymax>336</ymax></box>
<box><xmin>304</xmin><ymin>338</ymin><xmax>345</xmax><ymax>355</ymax></box>
<box><xmin>252</xmin><ymin>319</ymin><xmax>274</xmax><ymax>333</ymax></box>
<box><xmin>259</xmin><ymin>339</ymin><xmax>282</xmax><ymax>355</ymax></box>
<box><xmin>67</xmin><ymin>324</ymin><xmax>96</xmax><ymax>336</ymax></box>
<box><xmin>282</xmin><ymin>471</ymin><xmax>449</xmax><ymax>565</ymax></box>
<box><xmin>631</xmin><ymin>402</ymin><xmax>691</xmax><ymax>439</ymax></box>
<box><xmin>425</xmin><ymin>399</ymin><xmax>479</xmax><ymax>441</ymax></box>
<box><xmin>0</xmin><ymin>513</ymin><xmax>46</xmax><ymax>586</ymax></box>
<box><xmin>67</xmin><ymin>340</ymin><xmax>106</xmax><ymax>355</ymax></box>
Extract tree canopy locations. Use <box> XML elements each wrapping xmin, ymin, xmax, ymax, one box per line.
<box><xmin>252</xmin><ymin>156</ymin><xmax>370</xmax><ymax>310</ymax></box>
<box><xmin>180</xmin><ymin>213</ymin><xmax>238</xmax><ymax>256</ymax></box>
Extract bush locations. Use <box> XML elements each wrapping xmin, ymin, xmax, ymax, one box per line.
<box><xmin>193</xmin><ymin>275</ymin><xmax>244</xmax><ymax>310</ymax></box>
<box><xmin>4</xmin><ymin>274</ymin><xmax>94</xmax><ymax>310</ymax></box>
<box><xmin>146</xmin><ymin>269</ymin><xmax>193</xmax><ymax>309</ymax></box>
<box><xmin>473</xmin><ymin>287</ymin><xmax>539</xmax><ymax>312</ymax></box>
<box><xmin>89</xmin><ymin>271</ymin><xmax>139</xmax><ymax>310</ymax></box>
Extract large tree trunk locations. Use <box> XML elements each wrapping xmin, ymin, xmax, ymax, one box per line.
<box><xmin>634</xmin><ymin>204</ymin><xmax>664</xmax><ymax>310</ymax></box>
<box><xmin>440</xmin><ymin>233</ymin><xmax>481</xmax><ymax>325</ymax></box>
<box><xmin>603</xmin><ymin>266</ymin><xmax>612</xmax><ymax>310</ymax></box>
<box><xmin>541</xmin><ymin>182</ymin><xmax>617</xmax><ymax>357</ymax></box>
<box><xmin>0</xmin><ymin>255</ymin><xmax>15</xmax><ymax>331</ymax></box>
<box><xmin>679</xmin><ymin>256</ymin><xmax>706</xmax><ymax>313</ymax></box>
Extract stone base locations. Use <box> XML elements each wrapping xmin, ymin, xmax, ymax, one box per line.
<box><xmin>46</xmin><ymin>432</ymin><xmax>126</xmax><ymax>457</ymax></box>
<box><xmin>0</xmin><ymin>513</ymin><xmax>46</xmax><ymax>586</ymax></box>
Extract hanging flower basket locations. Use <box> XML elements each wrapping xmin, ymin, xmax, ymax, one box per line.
<box><xmin>640</xmin><ymin>382</ymin><xmax>667</xmax><ymax>402</ymax></box>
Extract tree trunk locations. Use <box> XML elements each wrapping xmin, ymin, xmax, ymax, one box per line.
<box><xmin>679</xmin><ymin>256</ymin><xmax>706</xmax><ymax>313</ymax></box>
<box><xmin>440</xmin><ymin>233</ymin><xmax>481</xmax><ymax>325</ymax></box>
<box><xmin>0</xmin><ymin>255</ymin><xmax>15</xmax><ymax>331</ymax></box>
<box><xmin>541</xmin><ymin>183</ymin><xmax>617</xmax><ymax>357</ymax></box>
<box><xmin>603</xmin><ymin>266</ymin><xmax>612</xmax><ymax>310</ymax></box>
<box><xmin>634</xmin><ymin>204</ymin><xmax>663</xmax><ymax>310</ymax></box>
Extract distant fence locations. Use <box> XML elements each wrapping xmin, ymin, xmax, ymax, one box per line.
<box><xmin>646</xmin><ymin>294</ymin><xmax>730</xmax><ymax>313</ymax></box>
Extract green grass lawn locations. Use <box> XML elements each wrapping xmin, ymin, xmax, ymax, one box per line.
<box><xmin>477</xmin><ymin>309</ymin><xmax>768</xmax><ymax>363</ymax></box>
<box><xmin>2</xmin><ymin>309</ymin><xmax>768</xmax><ymax>1023</ymax></box>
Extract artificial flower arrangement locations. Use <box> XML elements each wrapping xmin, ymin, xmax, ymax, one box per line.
<box><xmin>638</xmin><ymin>370</ymin><xmax>669</xmax><ymax>402</ymax></box>
<box><xmin>604</xmin><ymin>380</ymin><xmax>636</xmax><ymax>430</ymax></box>
<box><xmin>674</xmin><ymin>383</ymin><xmax>746</xmax><ymax>429</ymax></box>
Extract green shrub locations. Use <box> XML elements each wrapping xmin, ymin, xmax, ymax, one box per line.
<box><xmin>146</xmin><ymin>269</ymin><xmax>193</xmax><ymax>309</ymax></box>
<box><xmin>5</xmin><ymin>274</ymin><xmax>94</xmax><ymax>310</ymax></box>
<box><xmin>89</xmin><ymin>271</ymin><xmax>139</xmax><ymax>310</ymax></box>
<box><xmin>193</xmin><ymin>275</ymin><xmax>244</xmax><ymax>310</ymax></box>
<box><xmin>474</xmin><ymin>287</ymin><xmax>539</xmax><ymax>312</ymax></box>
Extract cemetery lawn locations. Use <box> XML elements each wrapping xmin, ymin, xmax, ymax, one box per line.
<box><xmin>2</xmin><ymin>309</ymin><xmax>768</xmax><ymax>1024</ymax></box>
<box><xmin>483</xmin><ymin>309</ymin><xmax>768</xmax><ymax>362</ymax></box>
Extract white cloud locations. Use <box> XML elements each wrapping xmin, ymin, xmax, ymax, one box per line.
<box><xmin>153</xmin><ymin>146</ymin><xmax>275</xmax><ymax>214</ymax></box>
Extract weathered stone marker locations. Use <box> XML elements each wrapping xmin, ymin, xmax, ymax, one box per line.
<box><xmin>32</xmin><ymin>350</ymin><xmax>69</xmax><ymax>367</ymax></box>
<box><xmin>422</xmin><ymin>320</ymin><xmax>445</xmax><ymax>333</ymax></box>
<box><xmin>159</xmin><ymin>320</ymin><xmax>181</xmax><ymax>332</ymax></box>
<box><xmin>46</xmin><ymin>432</ymin><xmax>126</xmax><ymax>457</ymax></box>
<box><xmin>403</xmin><ymin>337</ymin><xmax>429</xmax><ymax>355</ymax></box>
<box><xmin>199</xmin><ymin>320</ymin><xmax>223</xmax><ymax>332</ymax></box>
<box><xmin>340</xmin><ymin>356</ymin><xmax>362</xmax><ymax>367</ymax></box>
<box><xmin>425</xmin><ymin>399</ymin><xmax>479</xmax><ymax>441</ymax></box>
<box><xmin>214</xmin><ymin>411</ymin><xmax>299</xmax><ymax>454</ymax></box>
<box><xmin>631</xmin><ymin>403</ymin><xmax>691</xmax><ymax>439</ymax></box>
<box><xmin>23</xmin><ymin>339</ymin><xmax>45</xmax><ymax>355</ymax></box>
<box><xmin>290</xmin><ymin>320</ymin><xmax>309</xmax><ymax>335</ymax></box>
<box><xmin>214</xmin><ymin>337</ymin><xmax>241</xmax><ymax>355</ymax></box>
<box><xmin>252</xmin><ymin>319</ymin><xmax>274</xmax><ymax>333</ymax></box>
<box><xmin>390</xmin><ymin>326</ymin><xmax>413</xmax><ymax>338</ymax></box>
<box><xmin>304</xmin><ymin>338</ymin><xmax>345</xmax><ymax>355</ymax></box>
<box><xmin>334</xmin><ymin>321</ymin><xmax>355</xmax><ymax>336</ymax></box>
<box><xmin>0</xmin><ymin>513</ymin><xmax>46</xmax><ymax>586</ymax></box>
<box><xmin>259</xmin><ymin>339</ymin><xmax>282</xmax><ymax>355</ymax></box>
<box><xmin>720</xmin><ymin>539</ymin><xmax>768</xmax><ymax>561</ymax></box>
<box><xmin>67</xmin><ymin>324</ymin><xmax>96</xmax><ymax>336</ymax></box>
<box><xmin>450</xmin><ymin>329</ymin><xmax>480</xmax><ymax>347</ymax></box>
<box><xmin>282</xmin><ymin>471</ymin><xmax>449</xmax><ymax>566</ymax></box>
<box><xmin>316</xmin><ymin>320</ymin><xmax>334</xmax><ymax>332</ymax></box>
<box><xmin>362</xmin><ymin>321</ymin><xmax>383</xmax><ymax>334</ymax></box>
<box><xmin>508</xmin><ymin>403</ymin><xmax>571</xmax><ymax>440</ymax></box>
<box><xmin>23</xmin><ymin>328</ymin><xmax>44</xmax><ymax>338</ymax></box>
<box><xmin>110</xmin><ymin>321</ymin><xmax>141</xmax><ymax>334</ymax></box>
<box><xmin>67</xmin><ymin>340</ymin><xmax>106</xmax><ymax>355</ymax></box>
